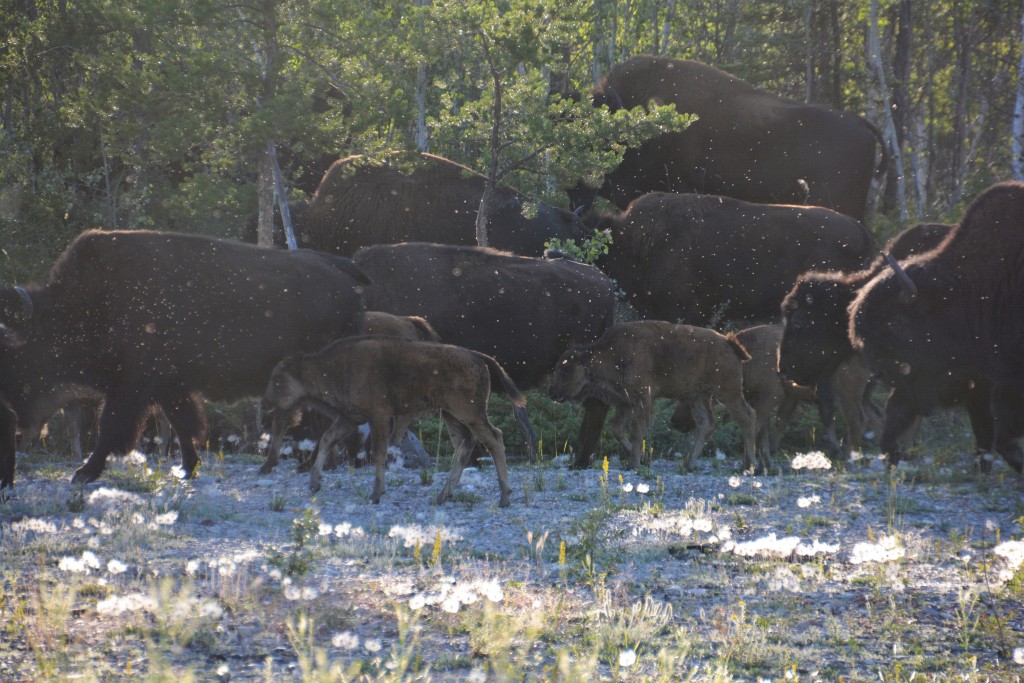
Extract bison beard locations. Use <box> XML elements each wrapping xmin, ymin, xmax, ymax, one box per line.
<box><xmin>261</xmin><ymin>337</ymin><xmax>534</xmax><ymax>507</ymax></box>
<box><xmin>0</xmin><ymin>230</ymin><xmax>367</xmax><ymax>487</ymax></box>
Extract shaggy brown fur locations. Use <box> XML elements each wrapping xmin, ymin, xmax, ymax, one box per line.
<box><xmin>260</xmin><ymin>312</ymin><xmax>443</xmax><ymax>474</ymax></box>
<box><xmin>549</xmin><ymin>321</ymin><xmax>759</xmax><ymax>472</ymax></box>
<box><xmin>670</xmin><ymin>324</ymin><xmax>880</xmax><ymax>459</ymax></box>
<box><xmin>262</xmin><ymin>337</ymin><xmax>533</xmax><ymax>507</ymax></box>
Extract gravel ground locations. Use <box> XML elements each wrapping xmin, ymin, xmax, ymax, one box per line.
<box><xmin>2</xmin><ymin>444</ymin><xmax>1024</xmax><ymax>681</ymax></box>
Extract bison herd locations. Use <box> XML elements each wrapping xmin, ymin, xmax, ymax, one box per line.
<box><xmin>1</xmin><ymin>56</ymin><xmax>1022</xmax><ymax>505</ymax></box>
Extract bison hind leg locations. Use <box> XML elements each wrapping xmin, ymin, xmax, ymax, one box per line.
<box><xmin>436</xmin><ymin>415</ymin><xmax>477</xmax><ymax>506</ymax></box>
<box><xmin>682</xmin><ymin>398</ymin><xmax>715</xmax><ymax>471</ymax></box>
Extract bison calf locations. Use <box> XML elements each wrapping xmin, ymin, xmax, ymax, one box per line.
<box><xmin>549</xmin><ymin>321</ymin><xmax>759</xmax><ymax>472</ymax></box>
<box><xmin>261</xmin><ymin>337</ymin><xmax>533</xmax><ymax>507</ymax></box>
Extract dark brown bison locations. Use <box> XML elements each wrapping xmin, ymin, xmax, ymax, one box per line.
<box><xmin>281</xmin><ymin>153</ymin><xmax>587</xmax><ymax>257</ymax></box>
<box><xmin>590</xmin><ymin>192</ymin><xmax>876</xmax><ymax>325</ymax></box>
<box><xmin>353</xmin><ymin>243</ymin><xmax>618</xmax><ymax>465</ymax></box>
<box><xmin>569</xmin><ymin>56</ymin><xmax>886</xmax><ymax>221</ymax></box>
<box><xmin>262</xmin><ymin>337</ymin><xmax>532</xmax><ymax>506</ymax></box>
<box><xmin>0</xmin><ymin>230</ymin><xmax>367</xmax><ymax>487</ymax></box>
<box><xmin>260</xmin><ymin>311</ymin><xmax>442</xmax><ymax>474</ymax></box>
<box><xmin>549</xmin><ymin>321</ymin><xmax>759</xmax><ymax>472</ymax></box>
<box><xmin>671</xmin><ymin>324</ymin><xmax>880</xmax><ymax>459</ymax></box>
<box><xmin>850</xmin><ymin>183</ymin><xmax>1024</xmax><ymax>471</ymax></box>
<box><xmin>778</xmin><ymin>222</ymin><xmax>996</xmax><ymax>466</ymax></box>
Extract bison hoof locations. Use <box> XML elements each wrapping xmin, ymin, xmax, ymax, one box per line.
<box><xmin>309</xmin><ymin>477</ymin><xmax>322</xmax><ymax>494</ymax></box>
<box><xmin>71</xmin><ymin>466</ymin><xmax>100</xmax><ymax>485</ymax></box>
<box><xmin>498</xmin><ymin>495</ymin><xmax>510</xmax><ymax>508</ymax></box>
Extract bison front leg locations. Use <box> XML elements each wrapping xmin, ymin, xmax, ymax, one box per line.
<box><xmin>72</xmin><ymin>387</ymin><xmax>150</xmax><ymax>484</ymax></box>
<box><xmin>160</xmin><ymin>391</ymin><xmax>207</xmax><ymax>479</ymax></box>
<box><xmin>309</xmin><ymin>415</ymin><xmax>357</xmax><ymax>494</ymax></box>
<box><xmin>720</xmin><ymin>393</ymin><xmax>760</xmax><ymax>474</ymax></box>
<box><xmin>259</xmin><ymin>410</ymin><xmax>298</xmax><ymax>475</ymax></box>
<box><xmin>572</xmin><ymin>398</ymin><xmax>610</xmax><ymax>469</ymax></box>
<box><xmin>682</xmin><ymin>398</ymin><xmax>715</xmax><ymax>471</ymax></box>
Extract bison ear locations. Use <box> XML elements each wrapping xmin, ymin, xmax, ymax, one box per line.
<box><xmin>0</xmin><ymin>287</ymin><xmax>33</xmax><ymax>328</ymax></box>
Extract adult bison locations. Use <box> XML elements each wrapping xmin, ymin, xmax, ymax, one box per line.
<box><xmin>590</xmin><ymin>192</ymin><xmax>876</xmax><ymax>325</ymax></box>
<box><xmin>777</xmin><ymin>222</ymin><xmax>997</xmax><ymax>465</ymax></box>
<box><xmin>0</xmin><ymin>229</ymin><xmax>367</xmax><ymax>487</ymax></box>
<box><xmin>282</xmin><ymin>153</ymin><xmax>588</xmax><ymax>257</ymax></box>
<box><xmin>352</xmin><ymin>242</ymin><xmax>617</xmax><ymax>465</ymax></box>
<box><xmin>850</xmin><ymin>183</ymin><xmax>1024</xmax><ymax>471</ymax></box>
<box><xmin>569</xmin><ymin>56</ymin><xmax>886</xmax><ymax>221</ymax></box>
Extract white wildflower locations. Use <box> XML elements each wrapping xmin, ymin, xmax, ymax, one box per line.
<box><xmin>12</xmin><ymin>518</ymin><xmax>58</xmax><ymax>534</ymax></box>
<box><xmin>216</xmin><ymin>663</ymin><xmax>230</xmax><ymax>677</ymax></box>
<box><xmin>81</xmin><ymin>550</ymin><xmax>101</xmax><ymax>569</ymax></box>
<box><xmin>154</xmin><ymin>511</ymin><xmax>178</xmax><ymax>525</ymax></box>
<box><xmin>298</xmin><ymin>439</ymin><xmax>316</xmax><ymax>452</ymax></box>
<box><xmin>319</xmin><ymin>523</ymin><xmax>334</xmax><ymax>536</ymax></box>
<box><xmin>332</xmin><ymin>631</ymin><xmax>360</xmax><ymax>649</ymax></box>
<box><xmin>364</xmin><ymin>638</ymin><xmax>383</xmax><ymax>654</ymax></box>
<box><xmin>171</xmin><ymin>465</ymin><xmax>187</xmax><ymax>479</ymax></box>
<box><xmin>618</xmin><ymin>649</ymin><xmax>637</xmax><ymax>667</ymax></box>
<box><xmin>1014</xmin><ymin>647</ymin><xmax>1024</xmax><ymax>665</ymax></box>
<box><xmin>466</xmin><ymin>669</ymin><xmax>487</xmax><ymax>683</ymax></box>
<box><xmin>227</xmin><ymin>434</ymin><xmax>241</xmax><ymax>445</ymax></box>
<box><xmin>409</xmin><ymin>593</ymin><xmax>426</xmax><ymax>610</ymax></box>
<box><xmin>636</xmin><ymin>483</ymin><xmax>650</xmax><ymax>494</ymax></box>
<box><xmin>795</xmin><ymin>539</ymin><xmax>840</xmax><ymax>557</ymax></box>
<box><xmin>728</xmin><ymin>533</ymin><xmax>802</xmax><ymax>559</ymax></box>
<box><xmin>797</xmin><ymin>495</ymin><xmax>821</xmax><ymax>509</ymax></box>
<box><xmin>88</xmin><ymin>487</ymin><xmax>145</xmax><ymax>507</ymax></box>
<box><xmin>791</xmin><ymin>452</ymin><xmax>832</xmax><ymax>471</ymax></box>
<box><xmin>301</xmin><ymin>586</ymin><xmax>319</xmax><ymax>600</ymax></box>
<box><xmin>284</xmin><ymin>584</ymin><xmax>302</xmax><ymax>601</ymax></box>
<box><xmin>728</xmin><ymin>476</ymin><xmax>742</xmax><ymax>488</ymax></box>
<box><xmin>72</xmin><ymin>517</ymin><xmax>85</xmax><ymax>529</ymax></box>
<box><xmin>715</xmin><ymin>450</ymin><xmax>726</xmax><ymax>461</ymax></box>
<box><xmin>993</xmin><ymin>540</ymin><xmax>1024</xmax><ymax>581</ymax></box>
<box><xmin>621</xmin><ymin>482</ymin><xmax>634</xmax><ymax>493</ymax></box>
<box><xmin>107</xmin><ymin>559</ymin><xmax>127</xmax><ymax>575</ymax></box>
<box><xmin>849</xmin><ymin>534</ymin><xmax>904</xmax><ymax>564</ymax></box>
<box><xmin>257</xmin><ymin>433</ymin><xmax>270</xmax><ymax>450</ymax></box>
<box><xmin>441</xmin><ymin>596</ymin><xmax>461</xmax><ymax>613</ymax></box>
<box><xmin>186</xmin><ymin>559</ymin><xmax>201</xmax><ymax>576</ymax></box>
<box><xmin>131</xmin><ymin>513</ymin><xmax>145</xmax><ymax>525</ymax></box>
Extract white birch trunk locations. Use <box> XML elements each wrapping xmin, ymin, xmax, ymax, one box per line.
<box><xmin>1013</xmin><ymin>10</ymin><xmax>1024</xmax><ymax>180</ymax></box>
<box><xmin>257</xmin><ymin>149</ymin><xmax>275</xmax><ymax>248</ymax></box>
<box><xmin>868</xmin><ymin>0</ymin><xmax>908</xmax><ymax>223</ymax></box>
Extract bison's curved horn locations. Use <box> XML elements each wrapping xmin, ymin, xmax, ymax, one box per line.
<box><xmin>573</xmin><ymin>204</ymin><xmax>585</xmax><ymax>217</ymax></box>
<box><xmin>14</xmin><ymin>287</ymin><xmax>32</xmax><ymax>321</ymax></box>
<box><xmin>882</xmin><ymin>253</ymin><xmax>918</xmax><ymax>305</ymax></box>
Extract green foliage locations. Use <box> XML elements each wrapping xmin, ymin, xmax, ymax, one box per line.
<box><xmin>545</xmin><ymin>229</ymin><xmax>613</xmax><ymax>265</ymax></box>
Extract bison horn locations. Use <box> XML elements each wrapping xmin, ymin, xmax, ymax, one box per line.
<box><xmin>882</xmin><ymin>253</ymin><xmax>918</xmax><ymax>305</ymax></box>
<box><xmin>573</xmin><ymin>204</ymin><xmax>585</xmax><ymax>217</ymax></box>
<box><xmin>14</xmin><ymin>287</ymin><xmax>32</xmax><ymax>321</ymax></box>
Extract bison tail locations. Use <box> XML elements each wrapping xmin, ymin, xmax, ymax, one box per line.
<box><xmin>478</xmin><ymin>352</ymin><xmax>537</xmax><ymax>459</ymax></box>
<box><xmin>724</xmin><ymin>333</ymin><xmax>751</xmax><ymax>362</ymax></box>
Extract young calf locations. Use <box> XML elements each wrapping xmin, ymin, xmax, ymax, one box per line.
<box><xmin>261</xmin><ymin>337</ymin><xmax>532</xmax><ymax>507</ymax></box>
<box><xmin>259</xmin><ymin>311</ymin><xmax>441</xmax><ymax>474</ymax></box>
<box><xmin>670</xmin><ymin>324</ymin><xmax>880</xmax><ymax>459</ymax></box>
<box><xmin>549</xmin><ymin>321</ymin><xmax>759</xmax><ymax>472</ymax></box>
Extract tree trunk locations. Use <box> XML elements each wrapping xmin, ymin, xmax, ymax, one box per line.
<box><xmin>868</xmin><ymin>0</ymin><xmax>907</xmax><ymax>222</ymax></box>
<box><xmin>884</xmin><ymin>0</ymin><xmax>912</xmax><ymax>212</ymax></box>
<box><xmin>948</xmin><ymin>0</ymin><xmax>971</xmax><ymax>209</ymax></box>
<box><xmin>256</xmin><ymin>0</ymin><xmax>280</xmax><ymax>248</ymax></box>
<box><xmin>1013</xmin><ymin>10</ymin><xmax>1024</xmax><ymax>181</ymax></box>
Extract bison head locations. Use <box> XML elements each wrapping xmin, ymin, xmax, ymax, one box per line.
<box><xmin>849</xmin><ymin>257</ymin><xmax>958</xmax><ymax>386</ymax></box>
<box><xmin>0</xmin><ymin>287</ymin><xmax>34</xmax><ymax>330</ymax></box>
<box><xmin>548</xmin><ymin>349</ymin><xmax>591</xmax><ymax>403</ymax></box>
<box><xmin>778</xmin><ymin>273</ymin><xmax>859</xmax><ymax>386</ymax></box>
<box><xmin>261</xmin><ymin>355</ymin><xmax>308</xmax><ymax>417</ymax></box>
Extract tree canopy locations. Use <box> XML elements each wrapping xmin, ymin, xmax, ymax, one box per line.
<box><xmin>2</xmin><ymin>0</ymin><xmax>1022</xmax><ymax>281</ymax></box>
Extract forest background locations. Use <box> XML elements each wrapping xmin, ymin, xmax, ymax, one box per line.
<box><xmin>2</xmin><ymin>0</ymin><xmax>1024</xmax><ymax>285</ymax></box>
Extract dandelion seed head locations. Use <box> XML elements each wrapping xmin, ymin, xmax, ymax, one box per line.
<box><xmin>619</xmin><ymin>649</ymin><xmax>637</xmax><ymax>667</ymax></box>
<box><xmin>364</xmin><ymin>638</ymin><xmax>383</xmax><ymax>653</ymax></box>
<box><xmin>636</xmin><ymin>483</ymin><xmax>650</xmax><ymax>494</ymax></box>
<box><xmin>107</xmin><ymin>559</ymin><xmax>127</xmax><ymax>575</ymax></box>
<box><xmin>791</xmin><ymin>452</ymin><xmax>832</xmax><ymax>471</ymax></box>
<box><xmin>332</xmin><ymin>631</ymin><xmax>360</xmax><ymax>649</ymax></box>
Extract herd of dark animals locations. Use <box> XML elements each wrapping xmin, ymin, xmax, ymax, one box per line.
<box><xmin>1</xmin><ymin>55</ymin><xmax>1023</xmax><ymax>506</ymax></box>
